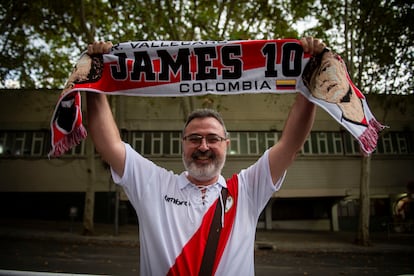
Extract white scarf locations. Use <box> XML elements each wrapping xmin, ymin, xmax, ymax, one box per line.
<box><xmin>49</xmin><ymin>39</ymin><xmax>384</xmax><ymax>157</ymax></box>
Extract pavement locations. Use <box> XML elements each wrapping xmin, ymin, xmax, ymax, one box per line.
<box><xmin>1</xmin><ymin>219</ymin><xmax>414</xmax><ymax>254</ymax></box>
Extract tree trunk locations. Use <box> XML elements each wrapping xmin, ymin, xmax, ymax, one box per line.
<box><xmin>83</xmin><ymin>137</ymin><xmax>96</xmax><ymax>235</ymax></box>
<box><xmin>356</xmin><ymin>155</ymin><xmax>371</xmax><ymax>246</ymax></box>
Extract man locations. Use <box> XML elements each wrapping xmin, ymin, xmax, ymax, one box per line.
<box><xmin>86</xmin><ymin>37</ymin><xmax>326</xmax><ymax>275</ymax></box>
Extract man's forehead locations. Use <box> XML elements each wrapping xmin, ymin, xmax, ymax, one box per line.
<box><xmin>184</xmin><ymin>117</ymin><xmax>225</xmax><ymax>133</ymax></box>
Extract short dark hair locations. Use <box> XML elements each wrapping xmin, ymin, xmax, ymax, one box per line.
<box><xmin>302</xmin><ymin>47</ymin><xmax>331</xmax><ymax>90</ymax></box>
<box><xmin>182</xmin><ymin>109</ymin><xmax>228</xmax><ymax>136</ymax></box>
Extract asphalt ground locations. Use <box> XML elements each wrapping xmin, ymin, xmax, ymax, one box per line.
<box><xmin>0</xmin><ymin>219</ymin><xmax>413</xmax><ymax>275</ymax></box>
<box><xmin>1</xmin><ymin>219</ymin><xmax>413</xmax><ymax>253</ymax></box>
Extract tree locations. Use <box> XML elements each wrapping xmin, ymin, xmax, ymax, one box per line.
<box><xmin>309</xmin><ymin>0</ymin><xmax>413</xmax><ymax>95</ymax></box>
<box><xmin>1</xmin><ymin>0</ymin><xmax>313</xmax><ymax>233</ymax></box>
<box><xmin>310</xmin><ymin>0</ymin><xmax>413</xmax><ymax>245</ymax></box>
<box><xmin>0</xmin><ymin>0</ymin><xmax>114</xmax><ymax>88</ymax></box>
<box><xmin>0</xmin><ymin>0</ymin><xmax>307</xmax><ymax>89</ymax></box>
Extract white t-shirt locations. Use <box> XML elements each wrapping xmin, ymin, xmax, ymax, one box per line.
<box><xmin>111</xmin><ymin>143</ymin><xmax>285</xmax><ymax>275</ymax></box>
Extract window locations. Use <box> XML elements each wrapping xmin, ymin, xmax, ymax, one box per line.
<box><xmin>247</xmin><ymin>132</ymin><xmax>259</xmax><ymax>155</ymax></box>
<box><xmin>132</xmin><ymin>132</ymin><xmax>144</xmax><ymax>153</ymax></box>
<box><xmin>316</xmin><ymin>133</ymin><xmax>328</xmax><ymax>154</ymax></box>
<box><xmin>302</xmin><ymin>135</ymin><xmax>314</xmax><ymax>154</ymax></box>
<box><xmin>151</xmin><ymin>132</ymin><xmax>163</xmax><ymax>155</ymax></box>
<box><xmin>396</xmin><ymin>133</ymin><xmax>408</xmax><ymax>154</ymax></box>
<box><xmin>265</xmin><ymin>132</ymin><xmax>278</xmax><ymax>149</ymax></box>
<box><xmin>380</xmin><ymin>132</ymin><xmax>394</xmax><ymax>154</ymax></box>
<box><xmin>376</xmin><ymin>131</ymin><xmax>412</xmax><ymax>155</ymax></box>
<box><xmin>332</xmin><ymin>132</ymin><xmax>343</xmax><ymax>154</ymax></box>
<box><xmin>2</xmin><ymin>129</ymin><xmax>410</xmax><ymax>158</ymax></box>
<box><xmin>344</xmin><ymin>132</ymin><xmax>360</xmax><ymax>155</ymax></box>
<box><xmin>228</xmin><ymin>132</ymin><xmax>240</xmax><ymax>155</ymax></box>
<box><xmin>227</xmin><ymin>131</ymin><xmax>280</xmax><ymax>155</ymax></box>
<box><xmin>14</xmin><ymin>132</ymin><xmax>27</xmax><ymax>155</ymax></box>
<box><xmin>130</xmin><ymin>131</ymin><xmax>176</xmax><ymax>155</ymax></box>
<box><xmin>303</xmin><ymin>132</ymin><xmax>344</xmax><ymax>155</ymax></box>
<box><xmin>31</xmin><ymin>132</ymin><xmax>45</xmax><ymax>156</ymax></box>
<box><xmin>169</xmin><ymin>132</ymin><xmax>182</xmax><ymax>155</ymax></box>
<box><xmin>0</xmin><ymin>131</ymin><xmax>50</xmax><ymax>157</ymax></box>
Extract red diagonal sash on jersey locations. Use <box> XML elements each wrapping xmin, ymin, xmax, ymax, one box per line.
<box><xmin>167</xmin><ymin>174</ymin><xmax>238</xmax><ymax>275</ymax></box>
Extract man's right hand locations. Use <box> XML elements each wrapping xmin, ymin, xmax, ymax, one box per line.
<box><xmin>87</xmin><ymin>41</ymin><xmax>113</xmax><ymax>55</ymax></box>
<box><xmin>85</xmin><ymin>41</ymin><xmax>125</xmax><ymax>177</ymax></box>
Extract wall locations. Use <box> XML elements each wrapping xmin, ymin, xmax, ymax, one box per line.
<box><xmin>1</xmin><ymin>89</ymin><xmax>413</xmax><ymax>230</ymax></box>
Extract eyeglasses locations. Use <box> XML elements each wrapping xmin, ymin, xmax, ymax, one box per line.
<box><xmin>183</xmin><ymin>134</ymin><xmax>228</xmax><ymax>147</ymax></box>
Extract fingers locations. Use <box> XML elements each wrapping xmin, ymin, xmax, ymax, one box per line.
<box><xmin>313</xmin><ymin>38</ymin><xmax>326</xmax><ymax>55</ymax></box>
<box><xmin>300</xmin><ymin>37</ymin><xmax>326</xmax><ymax>55</ymax></box>
<box><xmin>87</xmin><ymin>41</ymin><xmax>113</xmax><ymax>55</ymax></box>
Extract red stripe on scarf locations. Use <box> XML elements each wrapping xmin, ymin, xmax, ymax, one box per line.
<box><xmin>167</xmin><ymin>174</ymin><xmax>239</xmax><ymax>276</ymax></box>
<box><xmin>49</xmin><ymin>91</ymin><xmax>87</xmax><ymax>157</ymax></box>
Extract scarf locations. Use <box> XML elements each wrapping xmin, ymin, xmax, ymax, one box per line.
<box><xmin>49</xmin><ymin>39</ymin><xmax>385</xmax><ymax>157</ymax></box>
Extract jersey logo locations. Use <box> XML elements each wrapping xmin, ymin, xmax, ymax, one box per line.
<box><xmin>225</xmin><ymin>196</ymin><xmax>234</xmax><ymax>213</ymax></box>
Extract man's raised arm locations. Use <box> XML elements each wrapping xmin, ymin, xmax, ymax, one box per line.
<box><xmin>268</xmin><ymin>37</ymin><xmax>326</xmax><ymax>184</ymax></box>
<box><xmin>86</xmin><ymin>42</ymin><xmax>126</xmax><ymax>177</ymax></box>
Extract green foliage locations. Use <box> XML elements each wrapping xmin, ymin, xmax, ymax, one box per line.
<box><xmin>0</xmin><ymin>0</ymin><xmax>116</xmax><ymax>88</ymax></box>
<box><xmin>313</xmin><ymin>0</ymin><xmax>413</xmax><ymax>95</ymax></box>
<box><xmin>1</xmin><ymin>0</ymin><xmax>304</xmax><ymax>89</ymax></box>
<box><xmin>2</xmin><ymin>0</ymin><xmax>412</xmax><ymax>94</ymax></box>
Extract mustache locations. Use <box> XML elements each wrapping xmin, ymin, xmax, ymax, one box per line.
<box><xmin>191</xmin><ymin>150</ymin><xmax>215</xmax><ymax>159</ymax></box>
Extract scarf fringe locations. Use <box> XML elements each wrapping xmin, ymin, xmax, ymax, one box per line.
<box><xmin>358</xmin><ymin>119</ymin><xmax>386</xmax><ymax>156</ymax></box>
<box><xmin>48</xmin><ymin>125</ymin><xmax>87</xmax><ymax>158</ymax></box>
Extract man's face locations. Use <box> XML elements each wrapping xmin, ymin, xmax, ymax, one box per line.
<box><xmin>64</xmin><ymin>54</ymin><xmax>92</xmax><ymax>91</ymax></box>
<box><xmin>312</xmin><ymin>51</ymin><xmax>350</xmax><ymax>103</ymax></box>
<box><xmin>182</xmin><ymin>117</ymin><xmax>229</xmax><ymax>184</ymax></box>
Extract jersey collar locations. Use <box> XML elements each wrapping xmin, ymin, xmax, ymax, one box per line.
<box><xmin>178</xmin><ymin>172</ymin><xmax>227</xmax><ymax>190</ymax></box>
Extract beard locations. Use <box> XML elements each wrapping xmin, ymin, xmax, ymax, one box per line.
<box><xmin>183</xmin><ymin>150</ymin><xmax>226</xmax><ymax>182</ymax></box>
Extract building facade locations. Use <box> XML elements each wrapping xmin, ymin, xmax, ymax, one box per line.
<box><xmin>1</xmin><ymin>89</ymin><xmax>413</xmax><ymax>231</ymax></box>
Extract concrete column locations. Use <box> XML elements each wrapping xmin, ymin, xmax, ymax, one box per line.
<box><xmin>331</xmin><ymin>203</ymin><xmax>339</xmax><ymax>232</ymax></box>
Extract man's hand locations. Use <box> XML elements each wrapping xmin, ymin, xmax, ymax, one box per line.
<box><xmin>300</xmin><ymin>37</ymin><xmax>326</xmax><ymax>56</ymax></box>
<box><xmin>87</xmin><ymin>41</ymin><xmax>113</xmax><ymax>55</ymax></box>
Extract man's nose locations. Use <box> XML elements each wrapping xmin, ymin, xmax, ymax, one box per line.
<box><xmin>198</xmin><ymin>138</ymin><xmax>210</xmax><ymax>150</ymax></box>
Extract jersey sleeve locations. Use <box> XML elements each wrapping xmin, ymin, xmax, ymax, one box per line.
<box><xmin>110</xmin><ymin>142</ymin><xmax>170</xmax><ymax>209</ymax></box>
<box><xmin>237</xmin><ymin>149</ymin><xmax>286</xmax><ymax>218</ymax></box>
